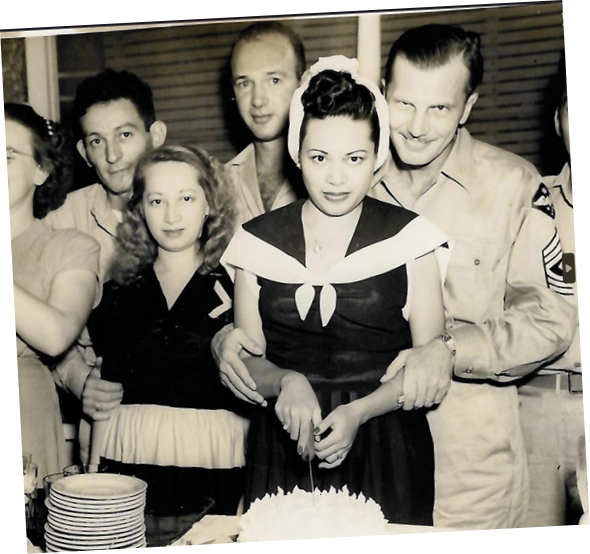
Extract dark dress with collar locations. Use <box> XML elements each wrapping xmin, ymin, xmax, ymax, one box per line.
<box><xmin>88</xmin><ymin>266</ymin><xmax>249</xmax><ymax>515</ymax></box>
<box><xmin>226</xmin><ymin>198</ymin><xmax>439</xmax><ymax>525</ymax></box>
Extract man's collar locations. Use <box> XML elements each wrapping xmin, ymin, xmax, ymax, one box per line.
<box><xmin>552</xmin><ymin>163</ymin><xmax>573</xmax><ymax>207</ymax></box>
<box><xmin>90</xmin><ymin>183</ymin><xmax>123</xmax><ymax>236</ymax></box>
<box><xmin>376</xmin><ymin>128</ymin><xmax>474</xmax><ymax>199</ymax></box>
<box><xmin>435</xmin><ymin>127</ymin><xmax>474</xmax><ymax>192</ymax></box>
<box><xmin>228</xmin><ymin>143</ymin><xmax>255</xmax><ymax>167</ymax></box>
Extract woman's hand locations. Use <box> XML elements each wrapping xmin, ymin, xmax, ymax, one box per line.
<box><xmin>82</xmin><ymin>368</ymin><xmax>124</xmax><ymax>421</ymax></box>
<box><xmin>275</xmin><ymin>372</ymin><xmax>322</xmax><ymax>461</ymax></box>
<box><xmin>314</xmin><ymin>403</ymin><xmax>362</xmax><ymax>469</ymax></box>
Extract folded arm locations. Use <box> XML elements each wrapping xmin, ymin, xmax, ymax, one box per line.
<box><xmin>450</xmin><ymin>184</ymin><xmax>576</xmax><ymax>382</ymax></box>
<box><xmin>14</xmin><ymin>269</ymin><xmax>96</xmax><ymax>357</ymax></box>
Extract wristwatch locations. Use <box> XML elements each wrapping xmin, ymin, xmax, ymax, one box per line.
<box><xmin>436</xmin><ymin>332</ymin><xmax>457</xmax><ymax>357</ymax></box>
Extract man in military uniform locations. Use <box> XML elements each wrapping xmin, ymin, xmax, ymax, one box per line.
<box><xmin>214</xmin><ymin>25</ymin><xmax>576</xmax><ymax>530</ymax></box>
<box><xmin>517</xmin><ymin>56</ymin><xmax>585</xmax><ymax>527</ymax></box>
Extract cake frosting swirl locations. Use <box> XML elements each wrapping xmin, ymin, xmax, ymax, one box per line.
<box><xmin>238</xmin><ymin>486</ymin><xmax>389</xmax><ymax>542</ymax></box>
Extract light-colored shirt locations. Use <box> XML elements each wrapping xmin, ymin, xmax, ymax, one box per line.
<box><xmin>542</xmin><ymin>163</ymin><xmax>581</xmax><ymax>373</ymax></box>
<box><xmin>225</xmin><ymin>144</ymin><xmax>299</xmax><ymax>229</ymax></box>
<box><xmin>43</xmin><ymin>183</ymin><xmax>120</xmax><ymax>398</ymax></box>
<box><xmin>368</xmin><ymin>128</ymin><xmax>576</xmax><ymax>382</ymax></box>
<box><xmin>44</xmin><ymin>183</ymin><xmax>120</xmax><ymax>286</ymax></box>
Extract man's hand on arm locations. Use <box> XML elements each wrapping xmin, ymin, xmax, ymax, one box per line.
<box><xmin>211</xmin><ymin>324</ymin><xmax>267</xmax><ymax>406</ymax></box>
<box><xmin>381</xmin><ymin>336</ymin><xmax>454</xmax><ymax>410</ymax></box>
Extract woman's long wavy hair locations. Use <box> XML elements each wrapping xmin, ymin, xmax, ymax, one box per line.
<box><xmin>4</xmin><ymin>103</ymin><xmax>74</xmax><ymax>219</ymax></box>
<box><xmin>110</xmin><ymin>145</ymin><xmax>236</xmax><ymax>286</ymax></box>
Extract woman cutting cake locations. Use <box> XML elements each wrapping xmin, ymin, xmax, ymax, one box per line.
<box><xmin>222</xmin><ymin>56</ymin><xmax>450</xmax><ymax>524</ymax></box>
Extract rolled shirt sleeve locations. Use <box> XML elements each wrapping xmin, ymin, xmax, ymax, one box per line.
<box><xmin>372</xmin><ymin>129</ymin><xmax>577</xmax><ymax>383</ymax></box>
<box><xmin>449</xmin><ymin>173</ymin><xmax>576</xmax><ymax>381</ymax></box>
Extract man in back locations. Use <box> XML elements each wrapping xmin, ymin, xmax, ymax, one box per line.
<box><xmin>226</xmin><ymin>21</ymin><xmax>306</xmax><ymax>228</ymax></box>
<box><xmin>517</xmin><ymin>56</ymin><xmax>585</xmax><ymax>526</ymax></box>
<box><xmin>44</xmin><ymin>69</ymin><xmax>167</xmax><ymax>456</ymax></box>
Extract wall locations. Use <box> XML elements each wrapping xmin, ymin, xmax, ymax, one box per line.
<box><xmin>1</xmin><ymin>38</ymin><xmax>28</xmax><ymax>103</ymax></box>
<box><xmin>49</xmin><ymin>2</ymin><xmax>565</xmax><ymax>175</ymax></box>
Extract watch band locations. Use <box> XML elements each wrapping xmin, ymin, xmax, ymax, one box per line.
<box><xmin>437</xmin><ymin>332</ymin><xmax>457</xmax><ymax>357</ymax></box>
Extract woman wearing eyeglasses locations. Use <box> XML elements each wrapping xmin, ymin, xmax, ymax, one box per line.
<box><xmin>6</xmin><ymin>103</ymin><xmax>100</xmax><ymax>482</ymax></box>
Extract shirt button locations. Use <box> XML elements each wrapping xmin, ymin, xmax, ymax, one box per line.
<box><xmin>465</xmin><ymin>368</ymin><xmax>473</xmax><ymax>374</ymax></box>
<box><xmin>574</xmin><ymin>363</ymin><xmax>581</xmax><ymax>369</ymax></box>
<box><xmin>474</xmin><ymin>259</ymin><xmax>481</xmax><ymax>266</ymax></box>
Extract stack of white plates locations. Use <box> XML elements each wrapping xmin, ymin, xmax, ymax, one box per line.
<box><xmin>44</xmin><ymin>473</ymin><xmax>147</xmax><ymax>551</ymax></box>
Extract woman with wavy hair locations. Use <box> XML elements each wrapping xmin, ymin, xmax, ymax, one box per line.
<box><xmin>6</xmin><ymin>102</ymin><xmax>100</xmax><ymax>481</ymax></box>
<box><xmin>87</xmin><ymin>145</ymin><xmax>249</xmax><ymax>515</ymax></box>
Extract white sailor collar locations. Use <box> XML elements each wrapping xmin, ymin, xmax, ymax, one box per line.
<box><xmin>222</xmin><ymin>199</ymin><xmax>451</xmax><ymax>326</ymax></box>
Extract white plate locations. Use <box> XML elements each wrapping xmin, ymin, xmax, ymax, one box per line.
<box><xmin>45</xmin><ymin>532</ymin><xmax>146</xmax><ymax>550</ymax></box>
<box><xmin>50</xmin><ymin>486</ymin><xmax>145</xmax><ymax>506</ymax></box>
<box><xmin>47</xmin><ymin>512</ymin><xmax>145</xmax><ymax>533</ymax></box>
<box><xmin>51</xmin><ymin>473</ymin><xmax>147</xmax><ymax>500</ymax></box>
<box><xmin>46</xmin><ymin>540</ymin><xmax>147</xmax><ymax>554</ymax></box>
<box><xmin>45</xmin><ymin>531</ymin><xmax>145</xmax><ymax>548</ymax></box>
<box><xmin>49</xmin><ymin>492</ymin><xmax>146</xmax><ymax>513</ymax></box>
<box><xmin>44</xmin><ymin>537</ymin><xmax>146</xmax><ymax>551</ymax></box>
<box><xmin>46</xmin><ymin>498</ymin><xmax>145</xmax><ymax>522</ymax></box>
<box><xmin>45</xmin><ymin>523</ymin><xmax>146</xmax><ymax>544</ymax></box>
<box><xmin>46</xmin><ymin>507</ymin><xmax>144</xmax><ymax>525</ymax></box>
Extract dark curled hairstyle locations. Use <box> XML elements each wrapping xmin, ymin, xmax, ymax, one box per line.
<box><xmin>299</xmin><ymin>70</ymin><xmax>380</xmax><ymax>153</ymax></box>
<box><xmin>4</xmin><ymin>103</ymin><xmax>73</xmax><ymax>219</ymax></box>
<box><xmin>73</xmin><ymin>69</ymin><xmax>156</xmax><ymax>137</ymax></box>
<box><xmin>109</xmin><ymin>145</ymin><xmax>236</xmax><ymax>286</ymax></box>
<box><xmin>231</xmin><ymin>21</ymin><xmax>306</xmax><ymax>80</ymax></box>
<box><xmin>385</xmin><ymin>24</ymin><xmax>483</xmax><ymax>98</ymax></box>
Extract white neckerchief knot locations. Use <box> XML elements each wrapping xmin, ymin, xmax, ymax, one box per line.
<box><xmin>221</xmin><ymin>214</ymin><xmax>452</xmax><ymax>329</ymax></box>
<box><xmin>294</xmin><ymin>281</ymin><xmax>337</xmax><ymax>327</ymax></box>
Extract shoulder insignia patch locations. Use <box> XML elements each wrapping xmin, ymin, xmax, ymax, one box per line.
<box><xmin>532</xmin><ymin>183</ymin><xmax>556</xmax><ymax>219</ymax></box>
<box><xmin>542</xmin><ymin>230</ymin><xmax>574</xmax><ymax>296</ymax></box>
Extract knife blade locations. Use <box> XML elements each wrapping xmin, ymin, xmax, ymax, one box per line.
<box><xmin>308</xmin><ymin>458</ymin><xmax>316</xmax><ymax>507</ymax></box>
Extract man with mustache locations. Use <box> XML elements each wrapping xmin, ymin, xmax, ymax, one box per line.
<box><xmin>216</xmin><ymin>24</ymin><xmax>576</xmax><ymax>530</ymax></box>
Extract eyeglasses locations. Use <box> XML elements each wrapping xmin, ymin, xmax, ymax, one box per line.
<box><xmin>6</xmin><ymin>148</ymin><xmax>36</xmax><ymax>164</ymax></box>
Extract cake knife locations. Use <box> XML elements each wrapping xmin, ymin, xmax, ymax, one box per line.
<box><xmin>308</xmin><ymin>458</ymin><xmax>315</xmax><ymax>492</ymax></box>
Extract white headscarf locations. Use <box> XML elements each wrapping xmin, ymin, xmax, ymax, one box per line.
<box><xmin>287</xmin><ymin>55</ymin><xmax>390</xmax><ymax>171</ymax></box>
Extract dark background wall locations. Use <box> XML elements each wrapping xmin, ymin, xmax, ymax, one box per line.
<box><xmin>2</xmin><ymin>2</ymin><xmax>567</xmax><ymax>184</ymax></box>
<box><xmin>1</xmin><ymin>38</ymin><xmax>27</xmax><ymax>103</ymax></box>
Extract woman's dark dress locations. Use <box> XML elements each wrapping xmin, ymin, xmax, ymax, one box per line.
<box><xmin>223</xmin><ymin>197</ymin><xmax>448</xmax><ymax>525</ymax></box>
<box><xmin>88</xmin><ymin>267</ymin><xmax>249</xmax><ymax>515</ymax></box>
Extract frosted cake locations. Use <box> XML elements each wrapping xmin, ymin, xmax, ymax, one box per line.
<box><xmin>238</xmin><ymin>486</ymin><xmax>389</xmax><ymax>542</ymax></box>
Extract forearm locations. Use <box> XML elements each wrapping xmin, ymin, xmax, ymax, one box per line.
<box><xmin>242</xmin><ymin>355</ymin><xmax>294</xmax><ymax>399</ymax></box>
<box><xmin>14</xmin><ymin>282</ymin><xmax>81</xmax><ymax>356</ymax></box>
<box><xmin>347</xmin><ymin>371</ymin><xmax>404</xmax><ymax>426</ymax></box>
<box><xmin>449</xmin><ymin>293</ymin><xmax>576</xmax><ymax>382</ymax></box>
<box><xmin>52</xmin><ymin>345</ymin><xmax>93</xmax><ymax>400</ymax></box>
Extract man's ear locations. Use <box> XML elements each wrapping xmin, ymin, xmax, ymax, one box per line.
<box><xmin>554</xmin><ymin>106</ymin><xmax>562</xmax><ymax>138</ymax></box>
<box><xmin>459</xmin><ymin>91</ymin><xmax>479</xmax><ymax>126</ymax></box>
<box><xmin>149</xmin><ymin>121</ymin><xmax>167</xmax><ymax>149</ymax></box>
<box><xmin>76</xmin><ymin>139</ymin><xmax>92</xmax><ymax>168</ymax></box>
